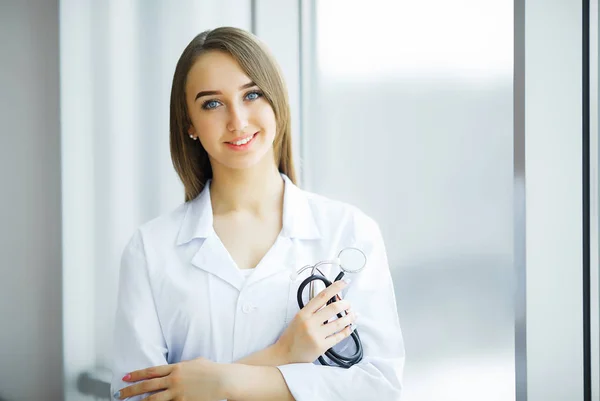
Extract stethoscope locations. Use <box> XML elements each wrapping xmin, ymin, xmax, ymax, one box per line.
<box><xmin>289</xmin><ymin>247</ymin><xmax>367</xmax><ymax>369</ymax></box>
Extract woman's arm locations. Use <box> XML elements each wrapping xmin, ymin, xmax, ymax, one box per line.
<box><xmin>221</xmin><ymin>363</ymin><xmax>295</xmax><ymax>401</ymax></box>
<box><xmin>234</xmin><ymin>342</ymin><xmax>289</xmax><ymax>367</ymax></box>
<box><xmin>227</xmin><ymin>281</ymin><xmax>356</xmax><ymax>400</ymax></box>
<box><xmin>111</xmin><ymin>231</ymin><xmax>169</xmax><ymax>401</ymax></box>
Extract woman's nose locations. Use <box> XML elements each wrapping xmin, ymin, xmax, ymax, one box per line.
<box><xmin>227</xmin><ymin>104</ymin><xmax>249</xmax><ymax>132</ymax></box>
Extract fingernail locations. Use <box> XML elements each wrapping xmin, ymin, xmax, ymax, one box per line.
<box><xmin>122</xmin><ymin>373</ymin><xmax>131</xmax><ymax>381</ymax></box>
<box><xmin>113</xmin><ymin>390</ymin><xmax>121</xmax><ymax>399</ymax></box>
<box><xmin>350</xmin><ymin>323</ymin><xmax>357</xmax><ymax>332</ymax></box>
<box><xmin>342</xmin><ymin>277</ymin><xmax>351</xmax><ymax>285</ymax></box>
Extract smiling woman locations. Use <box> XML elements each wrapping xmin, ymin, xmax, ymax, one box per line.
<box><xmin>184</xmin><ymin>51</ymin><xmax>277</xmax><ymax>170</ymax></box>
<box><xmin>110</xmin><ymin>27</ymin><xmax>404</xmax><ymax>401</ymax></box>
<box><xmin>169</xmin><ymin>27</ymin><xmax>295</xmax><ymax>202</ymax></box>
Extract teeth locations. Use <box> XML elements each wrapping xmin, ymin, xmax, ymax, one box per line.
<box><xmin>232</xmin><ymin>134</ymin><xmax>253</xmax><ymax>146</ymax></box>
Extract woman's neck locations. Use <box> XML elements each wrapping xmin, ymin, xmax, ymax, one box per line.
<box><xmin>209</xmin><ymin>157</ymin><xmax>284</xmax><ymax>217</ymax></box>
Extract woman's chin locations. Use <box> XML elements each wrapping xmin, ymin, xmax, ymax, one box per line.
<box><xmin>216</xmin><ymin>152</ymin><xmax>273</xmax><ymax>172</ymax></box>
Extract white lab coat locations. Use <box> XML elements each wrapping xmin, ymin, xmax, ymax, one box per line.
<box><xmin>111</xmin><ymin>174</ymin><xmax>405</xmax><ymax>400</ymax></box>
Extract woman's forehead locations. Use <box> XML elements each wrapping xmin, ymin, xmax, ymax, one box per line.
<box><xmin>186</xmin><ymin>51</ymin><xmax>251</xmax><ymax>93</ymax></box>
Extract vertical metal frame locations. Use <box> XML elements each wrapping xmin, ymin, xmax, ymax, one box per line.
<box><xmin>589</xmin><ymin>0</ymin><xmax>599</xmax><ymax>399</ymax></box>
<box><xmin>514</xmin><ymin>0</ymin><xmax>527</xmax><ymax>399</ymax></box>
<box><xmin>584</xmin><ymin>1</ymin><xmax>593</xmax><ymax>399</ymax></box>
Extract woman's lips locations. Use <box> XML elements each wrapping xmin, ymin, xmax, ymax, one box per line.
<box><xmin>225</xmin><ymin>132</ymin><xmax>258</xmax><ymax>150</ymax></box>
<box><xmin>226</xmin><ymin>132</ymin><xmax>257</xmax><ymax>145</ymax></box>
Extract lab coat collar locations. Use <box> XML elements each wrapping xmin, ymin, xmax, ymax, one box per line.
<box><xmin>176</xmin><ymin>173</ymin><xmax>321</xmax><ymax>246</ymax></box>
<box><xmin>176</xmin><ymin>183</ymin><xmax>213</xmax><ymax>245</ymax></box>
<box><xmin>176</xmin><ymin>174</ymin><xmax>320</xmax><ymax>291</ymax></box>
<box><xmin>280</xmin><ymin>174</ymin><xmax>321</xmax><ymax>239</ymax></box>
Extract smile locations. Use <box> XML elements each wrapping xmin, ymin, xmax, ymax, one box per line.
<box><xmin>229</xmin><ymin>134</ymin><xmax>254</xmax><ymax>145</ymax></box>
<box><xmin>225</xmin><ymin>132</ymin><xmax>258</xmax><ymax>150</ymax></box>
<box><xmin>226</xmin><ymin>132</ymin><xmax>257</xmax><ymax>146</ymax></box>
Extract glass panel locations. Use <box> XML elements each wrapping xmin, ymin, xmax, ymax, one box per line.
<box><xmin>303</xmin><ymin>1</ymin><xmax>514</xmax><ymax>399</ymax></box>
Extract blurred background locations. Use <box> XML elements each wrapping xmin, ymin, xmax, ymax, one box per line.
<box><xmin>0</xmin><ymin>0</ymin><xmax>596</xmax><ymax>400</ymax></box>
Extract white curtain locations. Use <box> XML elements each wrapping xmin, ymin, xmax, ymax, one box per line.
<box><xmin>60</xmin><ymin>1</ymin><xmax>251</xmax><ymax>399</ymax></box>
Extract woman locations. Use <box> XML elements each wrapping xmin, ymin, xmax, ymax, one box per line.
<box><xmin>111</xmin><ymin>27</ymin><xmax>404</xmax><ymax>401</ymax></box>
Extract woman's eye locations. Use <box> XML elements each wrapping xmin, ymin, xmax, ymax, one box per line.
<box><xmin>202</xmin><ymin>100</ymin><xmax>221</xmax><ymax>110</ymax></box>
<box><xmin>245</xmin><ymin>91</ymin><xmax>263</xmax><ymax>101</ymax></box>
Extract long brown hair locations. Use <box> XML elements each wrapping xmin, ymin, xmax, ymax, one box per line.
<box><xmin>170</xmin><ymin>27</ymin><xmax>297</xmax><ymax>202</ymax></box>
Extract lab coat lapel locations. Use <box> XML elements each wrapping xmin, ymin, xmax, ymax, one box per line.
<box><xmin>279</xmin><ymin>174</ymin><xmax>321</xmax><ymax>240</ymax></box>
<box><xmin>246</xmin><ymin>175</ymin><xmax>322</xmax><ymax>285</ymax></box>
<box><xmin>190</xmin><ymin>234</ymin><xmax>244</xmax><ymax>291</ymax></box>
<box><xmin>177</xmin><ymin>175</ymin><xmax>321</xmax><ymax>289</ymax></box>
<box><xmin>246</xmin><ymin>236</ymin><xmax>295</xmax><ymax>285</ymax></box>
<box><xmin>176</xmin><ymin>182</ymin><xmax>213</xmax><ymax>246</ymax></box>
<box><xmin>177</xmin><ymin>181</ymin><xmax>244</xmax><ymax>291</ymax></box>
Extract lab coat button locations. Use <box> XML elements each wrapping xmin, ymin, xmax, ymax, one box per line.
<box><xmin>242</xmin><ymin>303</ymin><xmax>253</xmax><ymax>314</ymax></box>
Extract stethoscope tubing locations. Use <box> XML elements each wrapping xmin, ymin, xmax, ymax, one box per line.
<box><xmin>296</xmin><ymin>272</ymin><xmax>363</xmax><ymax>368</ymax></box>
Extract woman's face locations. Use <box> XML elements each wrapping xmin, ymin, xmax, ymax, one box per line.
<box><xmin>185</xmin><ymin>50</ymin><xmax>277</xmax><ymax>172</ymax></box>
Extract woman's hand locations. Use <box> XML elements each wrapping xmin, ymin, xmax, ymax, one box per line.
<box><xmin>114</xmin><ymin>357</ymin><xmax>228</xmax><ymax>401</ymax></box>
<box><xmin>275</xmin><ymin>279</ymin><xmax>358</xmax><ymax>364</ymax></box>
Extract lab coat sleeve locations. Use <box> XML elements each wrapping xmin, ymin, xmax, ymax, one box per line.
<box><xmin>110</xmin><ymin>230</ymin><xmax>168</xmax><ymax>400</ymax></box>
<box><xmin>277</xmin><ymin>217</ymin><xmax>405</xmax><ymax>401</ymax></box>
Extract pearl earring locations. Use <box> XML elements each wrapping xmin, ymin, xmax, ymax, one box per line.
<box><xmin>189</xmin><ymin>134</ymin><xmax>196</xmax><ymax>140</ymax></box>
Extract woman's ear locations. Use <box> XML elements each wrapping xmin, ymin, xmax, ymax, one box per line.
<box><xmin>187</xmin><ymin>125</ymin><xmax>199</xmax><ymax>141</ymax></box>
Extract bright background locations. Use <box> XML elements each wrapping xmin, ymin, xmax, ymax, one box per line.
<box><xmin>0</xmin><ymin>1</ymin><xmax>594</xmax><ymax>400</ymax></box>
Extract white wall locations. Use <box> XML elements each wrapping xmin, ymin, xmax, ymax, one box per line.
<box><xmin>0</xmin><ymin>1</ymin><xmax>63</xmax><ymax>400</ymax></box>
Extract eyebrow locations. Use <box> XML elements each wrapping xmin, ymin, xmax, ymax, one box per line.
<box><xmin>195</xmin><ymin>81</ymin><xmax>257</xmax><ymax>101</ymax></box>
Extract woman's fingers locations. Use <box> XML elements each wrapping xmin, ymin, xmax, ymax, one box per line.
<box><xmin>322</xmin><ymin>311</ymin><xmax>356</xmax><ymax>338</ymax></box>
<box><xmin>313</xmin><ymin>299</ymin><xmax>351</xmax><ymax>324</ymax></box>
<box><xmin>324</xmin><ymin>323</ymin><xmax>356</xmax><ymax>349</ymax></box>
<box><xmin>144</xmin><ymin>389</ymin><xmax>175</xmax><ymax>401</ymax></box>
<box><xmin>122</xmin><ymin>364</ymin><xmax>172</xmax><ymax>382</ymax></box>
<box><xmin>304</xmin><ymin>279</ymin><xmax>349</xmax><ymax>314</ymax></box>
<box><xmin>114</xmin><ymin>376</ymin><xmax>170</xmax><ymax>399</ymax></box>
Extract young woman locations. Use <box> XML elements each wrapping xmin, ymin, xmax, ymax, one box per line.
<box><xmin>111</xmin><ymin>27</ymin><xmax>404</xmax><ymax>401</ymax></box>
